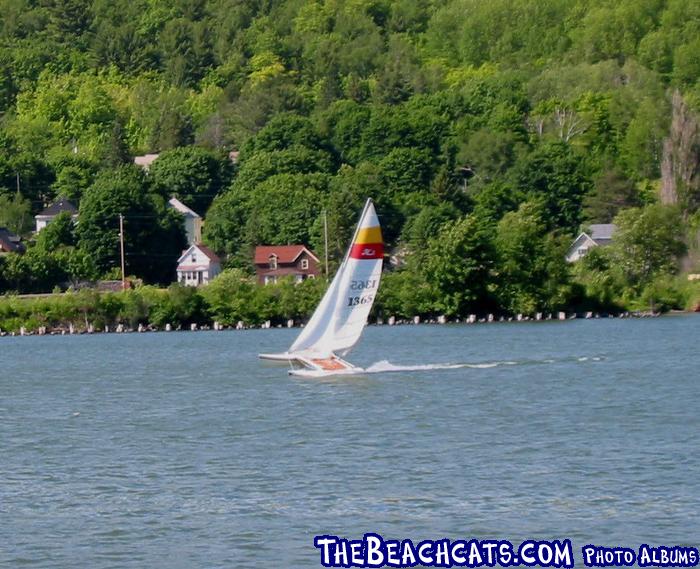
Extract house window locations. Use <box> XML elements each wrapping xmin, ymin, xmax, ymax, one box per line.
<box><xmin>269</xmin><ymin>255</ymin><xmax>277</xmax><ymax>270</ymax></box>
<box><xmin>264</xmin><ymin>275</ymin><xmax>277</xmax><ymax>285</ymax></box>
<box><xmin>295</xmin><ymin>274</ymin><xmax>304</xmax><ymax>283</ymax></box>
<box><xmin>300</xmin><ymin>258</ymin><xmax>309</xmax><ymax>270</ymax></box>
<box><xmin>577</xmin><ymin>247</ymin><xmax>588</xmax><ymax>256</ymax></box>
<box><xmin>191</xmin><ymin>255</ymin><xmax>196</xmax><ymax>263</ymax></box>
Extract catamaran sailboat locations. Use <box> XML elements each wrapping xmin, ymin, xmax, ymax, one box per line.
<box><xmin>259</xmin><ymin>198</ymin><xmax>383</xmax><ymax>377</ymax></box>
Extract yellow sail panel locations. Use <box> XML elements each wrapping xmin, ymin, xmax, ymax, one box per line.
<box><xmin>354</xmin><ymin>226</ymin><xmax>383</xmax><ymax>245</ymax></box>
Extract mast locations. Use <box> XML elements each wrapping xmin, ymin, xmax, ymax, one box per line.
<box><xmin>323</xmin><ymin>209</ymin><xmax>329</xmax><ymax>281</ymax></box>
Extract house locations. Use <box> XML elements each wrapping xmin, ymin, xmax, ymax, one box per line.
<box><xmin>134</xmin><ymin>153</ymin><xmax>159</xmax><ymax>169</ymax></box>
<box><xmin>566</xmin><ymin>224</ymin><xmax>617</xmax><ymax>262</ymax></box>
<box><xmin>254</xmin><ymin>245</ymin><xmax>320</xmax><ymax>285</ymax></box>
<box><xmin>176</xmin><ymin>244</ymin><xmax>221</xmax><ymax>286</ymax></box>
<box><xmin>0</xmin><ymin>227</ymin><xmax>25</xmax><ymax>254</ymax></box>
<box><xmin>34</xmin><ymin>198</ymin><xmax>78</xmax><ymax>232</ymax></box>
<box><xmin>168</xmin><ymin>197</ymin><xmax>202</xmax><ymax>245</ymax></box>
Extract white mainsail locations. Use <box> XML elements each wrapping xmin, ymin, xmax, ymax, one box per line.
<box><xmin>258</xmin><ymin>198</ymin><xmax>383</xmax><ymax>373</ymax></box>
<box><xmin>289</xmin><ymin>198</ymin><xmax>383</xmax><ymax>358</ymax></box>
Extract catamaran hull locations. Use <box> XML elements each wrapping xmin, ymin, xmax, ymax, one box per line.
<box><xmin>259</xmin><ymin>351</ymin><xmax>359</xmax><ymax>375</ymax></box>
<box><xmin>288</xmin><ymin>366</ymin><xmax>364</xmax><ymax>378</ymax></box>
<box><xmin>259</xmin><ymin>352</ymin><xmax>296</xmax><ymax>363</ymax></box>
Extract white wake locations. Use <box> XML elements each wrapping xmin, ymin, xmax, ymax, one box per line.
<box><xmin>289</xmin><ymin>355</ymin><xmax>604</xmax><ymax>377</ymax></box>
<box><xmin>364</xmin><ymin>359</ymin><xmax>519</xmax><ymax>373</ymax></box>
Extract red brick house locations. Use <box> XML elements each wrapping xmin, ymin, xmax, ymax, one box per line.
<box><xmin>254</xmin><ymin>245</ymin><xmax>320</xmax><ymax>285</ymax></box>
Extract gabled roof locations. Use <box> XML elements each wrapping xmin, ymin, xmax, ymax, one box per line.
<box><xmin>588</xmin><ymin>223</ymin><xmax>617</xmax><ymax>242</ymax></box>
<box><xmin>37</xmin><ymin>198</ymin><xmax>77</xmax><ymax>218</ymax></box>
<box><xmin>177</xmin><ymin>243</ymin><xmax>221</xmax><ymax>264</ymax></box>
<box><xmin>254</xmin><ymin>245</ymin><xmax>319</xmax><ymax>265</ymax></box>
<box><xmin>567</xmin><ymin>233</ymin><xmax>596</xmax><ymax>251</ymax></box>
<box><xmin>168</xmin><ymin>197</ymin><xmax>201</xmax><ymax>218</ymax></box>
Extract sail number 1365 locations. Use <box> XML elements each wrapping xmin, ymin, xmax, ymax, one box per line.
<box><xmin>347</xmin><ymin>279</ymin><xmax>378</xmax><ymax>307</ymax></box>
<box><xmin>347</xmin><ymin>294</ymin><xmax>374</xmax><ymax>307</ymax></box>
<box><xmin>350</xmin><ymin>279</ymin><xmax>378</xmax><ymax>291</ymax></box>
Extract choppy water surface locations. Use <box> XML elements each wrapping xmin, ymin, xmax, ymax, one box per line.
<box><xmin>1</xmin><ymin>316</ymin><xmax>699</xmax><ymax>567</ymax></box>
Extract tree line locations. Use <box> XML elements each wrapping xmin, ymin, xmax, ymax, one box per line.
<box><xmin>1</xmin><ymin>0</ymin><xmax>700</xmax><ymax>317</ymax></box>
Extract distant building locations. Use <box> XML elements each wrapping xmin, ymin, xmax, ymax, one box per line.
<box><xmin>176</xmin><ymin>244</ymin><xmax>221</xmax><ymax>287</ymax></box>
<box><xmin>168</xmin><ymin>197</ymin><xmax>202</xmax><ymax>245</ymax></box>
<box><xmin>133</xmin><ymin>153</ymin><xmax>159</xmax><ymax>169</ymax></box>
<box><xmin>254</xmin><ymin>245</ymin><xmax>320</xmax><ymax>285</ymax></box>
<box><xmin>566</xmin><ymin>223</ymin><xmax>617</xmax><ymax>262</ymax></box>
<box><xmin>0</xmin><ymin>227</ymin><xmax>25</xmax><ymax>254</ymax></box>
<box><xmin>34</xmin><ymin>198</ymin><xmax>78</xmax><ymax>233</ymax></box>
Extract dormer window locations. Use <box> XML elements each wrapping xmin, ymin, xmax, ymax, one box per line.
<box><xmin>300</xmin><ymin>258</ymin><xmax>309</xmax><ymax>270</ymax></box>
<box><xmin>269</xmin><ymin>254</ymin><xmax>277</xmax><ymax>270</ymax></box>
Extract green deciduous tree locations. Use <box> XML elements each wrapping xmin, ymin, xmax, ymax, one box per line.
<box><xmin>148</xmin><ymin>146</ymin><xmax>233</xmax><ymax>215</ymax></box>
<box><xmin>199</xmin><ymin>268</ymin><xmax>269</xmax><ymax>325</ymax></box>
<box><xmin>234</xmin><ymin>145</ymin><xmax>335</xmax><ymax>190</ymax></box>
<box><xmin>611</xmin><ymin>204</ymin><xmax>687</xmax><ymax>289</ymax></box>
<box><xmin>0</xmin><ymin>192</ymin><xmax>33</xmax><ymax>234</ymax></box>
<box><xmin>375</xmin><ymin>268</ymin><xmax>437</xmax><ymax>319</ymax></box>
<box><xmin>423</xmin><ymin>214</ymin><xmax>495</xmax><ymax>316</ymax></box>
<box><xmin>34</xmin><ymin>211</ymin><xmax>76</xmax><ymax>251</ymax></box>
<box><xmin>513</xmin><ymin>141</ymin><xmax>593</xmax><ymax>233</ymax></box>
<box><xmin>243</xmin><ymin>172</ymin><xmax>330</xmax><ymax>252</ymax></box>
<box><xmin>494</xmin><ymin>201</ymin><xmax>572</xmax><ymax>314</ymax></box>
<box><xmin>77</xmin><ymin>165</ymin><xmax>186</xmax><ymax>283</ymax></box>
<box><xmin>242</xmin><ymin>112</ymin><xmax>326</xmax><ymax>156</ymax></box>
<box><xmin>583</xmin><ymin>168</ymin><xmax>643</xmax><ymax>223</ymax></box>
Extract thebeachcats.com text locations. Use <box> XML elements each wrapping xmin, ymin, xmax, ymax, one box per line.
<box><xmin>313</xmin><ymin>534</ymin><xmax>700</xmax><ymax>568</ymax></box>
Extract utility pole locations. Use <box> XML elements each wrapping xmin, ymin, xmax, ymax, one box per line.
<box><xmin>323</xmin><ymin>210</ymin><xmax>329</xmax><ymax>281</ymax></box>
<box><xmin>119</xmin><ymin>214</ymin><xmax>126</xmax><ymax>290</ymax></box>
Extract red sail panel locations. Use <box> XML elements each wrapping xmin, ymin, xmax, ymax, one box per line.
<box><xmin>349</xmin><ymin>242</ymin><xmax>384</xmax><ymax>259</ymax></box>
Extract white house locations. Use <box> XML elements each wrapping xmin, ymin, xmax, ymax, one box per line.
<box><xmin>168</xmin><ymin>197</ymin><xmax>202</xmax><ymax>245</ymax></box>
<box><xmin>133</xmin><ymin>153</ymin><xmax>159</xmax><ymax>169</ymax></box>
<box><xmin>566</xmin><ymin>223</ymin><xmax>617</xmax><ymax>262</ymax></box>
<box><xmin>35</xmin><ymin>198</ymin><xmax>78</xmax><ymax>232</ymax></box>
<box><xmin>176</xmin><ymin>244</ymin><xmax>221</xmax><ymax>286</ymax></box>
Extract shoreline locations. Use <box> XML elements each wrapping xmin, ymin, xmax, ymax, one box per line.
<box><xmin>0</xmin><ymin>309</ymin><xmax>689</xmax><ymax>338</ymax></box>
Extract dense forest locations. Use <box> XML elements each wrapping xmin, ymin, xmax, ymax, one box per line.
<box><xmin>1</xmin><ymin>0</ymin><xmax>700</xmax><ymax>327</ymax></box>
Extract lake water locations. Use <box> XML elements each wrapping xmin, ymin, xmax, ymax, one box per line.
<box><xmin>1</xmin><ymin>315</ymin><xmax>699</xmax><ymax>568</ymax></box>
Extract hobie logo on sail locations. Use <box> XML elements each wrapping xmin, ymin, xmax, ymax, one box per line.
<box><xmin>350</xmin><ymin>242</ymin><xmax>383</xmax><ymax>259</ymax></box>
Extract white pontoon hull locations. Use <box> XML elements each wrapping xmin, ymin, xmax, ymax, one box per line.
<box><xmin>258</xmin><ymin>351</ymin><xmax>359</xmax><ymax>375</ymax></box>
